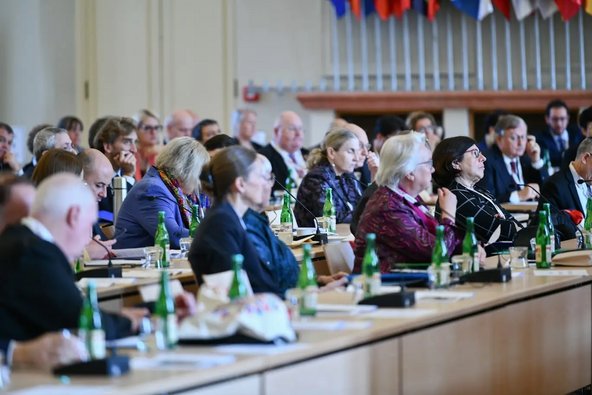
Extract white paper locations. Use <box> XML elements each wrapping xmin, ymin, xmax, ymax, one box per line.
<box><xmin>123</xmin><ymin>268</ymin><xmax>193</xmax><ymax>279</ymax></box>
<box><xmin>364</xmin><ymin>308</ymin><xmax>437</xmax><ymax>319</ymax></box>
<box><xmin>291</xmin><ymin>320</ymin><xmax>372</xmax><ymax>331</ymax></box>
<box><xmin>106</xmin><ymin>336</ymin><xmax>143</xmax><ymax>349</ymax></box>
<box><xmin>84</xmin><ymin>259</ymin><xmax>144</xmax><ymax>267</ymax></box>
<box><xmin>316</xmin><ymin>304</ymin><xmax>377</xmax><ymax>315</ymax></box>
<box><xmin>77</xmin><ymin>277</ymin><xmax>136</xmax><ymax>289</ymax></box>
<box><xmin>533</xmin><ymin>269</ymin><xmax>589</xmax><ymax>277</ymax></box>
<box><xmin>131</xmin><ymin>353</ymin><xmax>235</xmax><ymax>370</ymax></box>
<box><xmin>215</xmin><ymin>343</ymin><xmax>309</xmax><ymax>355</ymax></box>
<box><xmin>202</xmin><ymin>270</ymin><xmax>253</xmax><ymax>296</ymax></box>
<box><xmin>139</xmin><ymin>279</ymin><xmax>185</xmax><ymax>302</ymax></box>
<box><xmin>111</xmin><ymin>247</ymin><xmax>145</xmax><ymax>259</ymax></box>
<box><xmin>415</xmin><ymin>290</ymin><xmax>475</xmax><ymax>301</ymax></box>
<box><xmin>7</xmin><ymin>386</ymin><xmax>112</xmax><ymax>395</ymax></box>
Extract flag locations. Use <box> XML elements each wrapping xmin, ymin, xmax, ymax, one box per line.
<box><xmin>329</xmin><ymin>0</ymin><xmax>347</xmax><ymax>17</ymax></box>
<box><xmin>512</xmin><ymin>0</ymin><xmax>535</xmax><ymax>19</ymax></box>
<box><xmin>375</xmin><ymin>0</ymin><xmax>392</xmax><ymax>19</ymax></box>
<box><xmin>536</xmin><ymin>0</ymin><xmax>558</xmax><ymax>18</ymax></box>
<box><xmin>451</xmin><ymin>0</ymin><xmax>493</xmax><ymax>20</ymax></box>
<box><xmin>393</xmin><ymin>0</ymin><xmax>411</xmax><ymax>18</ymax></box>
<box><xmin>492</xmin><ymin>0</ymin><xmax>512</xmax><ymax>19</ymax></box>
<box><xmin>364</xmin><ymin>0</ymin><xmax>377</xmax><ymax>15</ymax></box>
<box><xmin>350</xmin><ymin>0</ymin><xmax>362</xmax><ymax>18</ymax></box>
<box><xmin>586</xmin><ymin>0</ymin><xmax>592</xmax><ymax>15</ymax></box>
<box><xmin>426</xmin><ymin>0</ymin><xmax>440</xmax><ymax>20</ymax></box>
<box><xmin>554</xmin><ymin>0</ymin><xmax>582</xmax><ymax>21</ymax></box>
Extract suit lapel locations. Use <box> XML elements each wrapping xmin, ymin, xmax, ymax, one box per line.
<box><xmin>563</xmin><ymin>170</ymin><xmax>584</xmax><ymax>213</ymax></box>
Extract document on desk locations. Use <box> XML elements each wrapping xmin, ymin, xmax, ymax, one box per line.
<box><xmin>131</xmin><ymin>353</ymin><xmax>236</xmax><ymax>370</ymax></box>
<box><xmin>7</xmin><ymin>386</ymin><xmax>113</xmax><ymax>395</ymax></box>
<box><xmin>533</xmin><ymin>269</ymin><xmax>589</xmax><ymax>277</ymax></box>
<box><xmin>215</xmin><ymin>343</ymin><xmax>309</xmax><ymax>355</ymax></box>
<box><xmin>77</xmin><ymin>277</ymin><xmax>136</xmax><ymax>289</ymax></box>
<box><xmin>85</xmin><ymin>259</ymin><xmax>144</xmax><ymax>267</ymax></box>
<box><xmin>111</xmin><ymin>247</ymin><xmax>145</xmax><ymax>259</ymax></box>
<box><xmin>123</xmin><ymin>268</ymin><xmax>194</xmax><ymax>279</ymax></box>
<box><xmin>415</xmin><ymin>290</ymin><xmax>475</xmax><ymax>301</ymax></box>
<box><xmin>291</xmin><ymin>320</ymin><xmax>373</xmax><ymax>331</ymax></box>
<box><xmin>316</xmin><ymin>304</ymin><xmax>377</xmax><ymax>315</ymax></box>
<box><xmin>364</xmin><ymin>308</ymin><xmax>437</xmax><ymax>319</ymax></box>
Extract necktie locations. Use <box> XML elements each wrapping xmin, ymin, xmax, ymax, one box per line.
<box><xmin>510</xmin><ymin>160</ymin><xmax>517</xmax><ymax>175</ymax></box>
<box><xmin>288</xmin><ymin>152</ymin><xmax>298</xmax><ymax>164</ymax></box>
<box><xmin>556</xmin><ymin>137</ymin><xmax>565</xmax><ymax>152</ymax></box>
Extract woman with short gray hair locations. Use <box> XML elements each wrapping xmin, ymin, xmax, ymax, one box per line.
<box><xmin>353</xmin><ymin>132</ymin><xmax>463</xmax><ymax>273</ymax></box>
<box><xmin>115</xmin><ymin>137</ymin><xmax>209</xmax><ymax>249</ymax></box>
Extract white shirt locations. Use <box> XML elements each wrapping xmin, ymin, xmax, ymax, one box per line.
<box><xmin>21</xmin><ymin>217</ymin><xmax>55</xmax><ymax>243</ymax></box>
<box><xmin>503</xmin><ymin>154</ymin><xmax>544</xmax><ymax>203</ymax></box>
<box><xmin>270</xmin><ymin>141</ymin><xmax>307</xmax><ymax>185</ymax></box>
<box><xmin>569</xmin><ymin>163</ymin><xmax>589</xmax><ymax>217</ymax></box>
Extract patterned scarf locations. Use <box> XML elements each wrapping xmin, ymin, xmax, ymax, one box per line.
<box><xmin>156</xmin><ymin>167</ymin><xmax>197</xmax><ymax>228</ymax></box>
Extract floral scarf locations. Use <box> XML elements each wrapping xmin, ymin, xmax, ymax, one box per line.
<box><xmin>156</xmin><ymin>167</ymin><xmax>197</xmax><ymax>228</ymax></box>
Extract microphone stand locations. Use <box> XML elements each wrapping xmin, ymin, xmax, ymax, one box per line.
<box><xmin>75</xmin><ymin>238</ymin><xmax>122</xmax><ymax>281</ymax></box>
<box><xmin>274</xmin><ymin>179</ymin><xmax>328</xmax><ymax>245</ymax></box>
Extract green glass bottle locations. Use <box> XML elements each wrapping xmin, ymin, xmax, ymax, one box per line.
<box><xmin>279</xmin><ymin>193</ymin><xmax>293</xmax><ymax>244</ymax></box>
<box><xmin>228</xmin><ymin>254</ymin><xmax>248</xmax><ymax>300</ymax></box>
<box><xmin>543</xmin><ymin>203</ymin><xmax>556</xmax><ymax>253</ymax></box>
<box><xmin>429</xmin><ymin>225</ymin><xmax>449</xmax><ymax>288</ymax></box>
<box><xmin>584</xmin><ymin>197</ymin><xmax>592</xmax><ymax>248</ymax></box>
<box><xmin>285</xmin><ymin>168</ymin><xmax>297</xmax><ymax>200</ymax></box>
<box><xmin>543</xmin><ymin>149</ymin><xmax>553</xmax><ymax>175</ymax></box>
<box><xmin>298</xmin><ymin>244</ymin><xmax>318</xmax><ymax>316</ymax></box>
<box><xmin>322</xmin><ymin>187</ymin><xmax>336</xmax><ymax>233</ymax></box>
<box><xmin>535</xmin><ymin>211</ymin><xmax>552</xmax><ymax>269</ymax></box>
<box><xmin>78</xmin><ymin>281</ymin><xmax>106</xmax><ymax>359</ymax></box>
<box><xmin>362</xmin><ymin>233</ymin><xmax>381</xmax><ymax>297</ymax></box>
<box><xmin>189</xmin><ymin>204</ymin><xmax>200</xmax><ymax>238</ymax></box>
<box><xmin>462</xmin><ymin>217</ymin><xmax>479</xmax><ymax>273</ymax></box>
<box><xmin>75</xmin><ymin>257</ymin><xmax>83</xmax><ymax>273</ymax></box>
<box><xmin>154</xmin><ymin>270</ymin><xmax>178</xmax><ymax>350</ymax></box>
<box><xmin>154</xmin><ymin>211</ymin><xmax>170</xmax><ymax>268</ymax></box>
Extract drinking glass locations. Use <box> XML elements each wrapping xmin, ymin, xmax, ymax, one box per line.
<box><xmin>179</xmin><ymin>237</ymin><xmax>193</xmax><ymax>258</ymax></box>
<box><xmin>143</xmin><ymin>246</ymin><xmax>163</xmax><ymax>268</ymax></box>
<box><xmin>509</xmin><ymin>246</ymin><xmax>528</xmax><ymax>268</ymax></box>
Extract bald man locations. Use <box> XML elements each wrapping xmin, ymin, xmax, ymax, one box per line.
<box><xmin>165</xmin><ymin>110</ymin><xmax>194</xmax><ymax>141</ymax></box>
<box><xmin>0</xmin><ymin>174</ymin><xmax>35</xmax><ymax>234</ymax></box>
<box><xmin>80</xmin><ymin>149</ymin><xmax>117</xmax><ymax>258</ymax></box>
<box><xmin>259</xmin><ymin>111</ymin><xmax>309</xmax><ymax>192</ymax></box>
<box><xmin>0</xmin><ymin>173</ymin><xmax>140</xmax><ymax>342</ymax></box>
<box><xmin>345</xmin><ymin>123</ymin><xmax>379</xmax><ymax>188</ymax></box>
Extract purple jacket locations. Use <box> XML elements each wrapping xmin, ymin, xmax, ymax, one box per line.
<box><xmin>114</xmin><ymin>166</ymin><xmax>189</xmax><ymax>249</ymax></box>
<box><xmin>353</xmin><ymin>186</ymin><xmax>461</xmax><ymax>273</ymax></box>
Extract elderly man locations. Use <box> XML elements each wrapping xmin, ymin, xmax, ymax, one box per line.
<box><xmin>32</xmin><ymin>127</ymin><xmax>75</xmax><ymax>163</ymax></box>
<box><xmin>0</xmin><ymin>173</ymin><xmax>140</xmax><ymax>342</ymax></box>
<box><xmin>93</xmin><ymin>117</ymin><xmax>138</xmax><ymax>222</ymax></box>
<box><xmin>164</xmin><ymin>109</ymin><xmax>194</xmax><ymax>142</ymax></box>
<box><xmin>535</xmin><ymin>100</ymin><xmax>582</xmax><ymax>170</ymax></box>
<box><xmin>479</xmin><ymin>115</ymin><xmax>548</xmax><ymax>203</ymax></box>
<box><xmin>259</xmin><ymin>111</ymin><xmax>308</xmax><ymax>191</ymax></box>
<box><xmin>0</xmin><ymin>122</ymin><xmax>22</xmax><ymax>174</ymax></box>
<box><xmin>234</xmin><ymin>109</ymin><xmax>261</xmax><ymax>150</ymax></box>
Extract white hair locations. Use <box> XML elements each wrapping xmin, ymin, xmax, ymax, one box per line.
<box><xmin>32</xmin><ymin>173</ymin><xmax>96</xmax><ymax>221</ymax></box>
<box><xmin>33</xmin><ymin>128</ymin><xmax>68</xmax><ymax>160</ymax></box>
<box><xmin>155</xmin><ymin>137</ymin><xmax>209</xmax><ymax>194</ymax></box>
<box><xmin>375</xmin><ymin>132</ymin><xmax>427</xmax><ymax>188</ymax></box>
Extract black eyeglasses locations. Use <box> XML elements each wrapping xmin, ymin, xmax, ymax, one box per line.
<box><xmin>140</xmin><ymin>125</ymin><xmax>163</xmax><ymax>132</ymax></box>
<box><xmin>465</xmin><ymin>148</ymin><xmax>481</xmax><ymax>158</ymax></box>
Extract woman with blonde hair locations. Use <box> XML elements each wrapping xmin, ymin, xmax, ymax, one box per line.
<box><xmin>114</xmin><ymin>137</ymin><xmax>209</xmax><ymax>249</ymax></box>
<box><xmin>134</xmin><ymin>109</ymin><xmax>163</xmax><ymax>176</ymax></box>
<box><xmin>294</xmin><ymin>129</ymin><xmax>362</xmax><ymax>227</ymax></box>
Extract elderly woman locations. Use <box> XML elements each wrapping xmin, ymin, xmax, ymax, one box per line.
<box><xmin>353</xmin><ymin>132</ymin><xmax>462</xmax><ymax>273</ymax></box>
<box><xmin>114</xmin><ymin>137</ymin><xmax>209</xmax><ymax>249</ymax></box>
<box><xmin>295</xmin><ymin>129</ymin><xmax>362</xmax><ymax>227</ymax></box>
<box><xmin>432</xmin><ymin>136</ymin><xmax>518</xmax><ymax>244</ymax></box>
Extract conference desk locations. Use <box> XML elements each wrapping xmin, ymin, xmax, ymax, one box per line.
<box><xmin>9</xmin><ymin>260</ymin><xmax>591</xmax><ymax>394</ymax></box>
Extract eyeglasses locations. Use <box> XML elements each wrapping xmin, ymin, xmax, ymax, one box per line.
<box><xmin>266</xmin><ymin>173</ymin><xmax>276</xmax><ymax>184</ymax></box>
<box><xmin>140</xmin><ymin>125</ymin><xmax>163</xmax><ymax>132</ymax></box>
<box><xmin>465</xmin><ymin>148</ymin><xmax>481</xmax><ymax>158</ymax></box>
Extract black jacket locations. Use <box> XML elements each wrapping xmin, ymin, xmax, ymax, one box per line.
<box><xmin>258</xmin><ymin>144</ymin><xmax>308</xmax><ymax>192</ymax></box>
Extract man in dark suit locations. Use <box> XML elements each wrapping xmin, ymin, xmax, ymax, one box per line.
<box><xmin>258</xmin><ymin>111</ymin><xmax>309</xmax><ymax>192</ymax></box>
<box><xmin>560</xmin><ymin>106</ymin><xmax>592</xmax><ymax>169</ymax></box>
<box><xmin>479</xmin><ymin>114</ymin><xmax>548</xmax><ymax>203</ymax></box>
<box><xmin>539</xmin><ymin>137</ymin><xmax>592</xmax><ymax>215</ymax></box>
<box><xmin>93</xmin><ymin>117</ymin><xmax>138</xmax><ymax>223</ymax></box>
<box><xmin>0</xmin><ymin>122</ymin><xmax>22</xmax><ymax>175</ymax></box>
<box><xmin>0</xmin><ymin>173</ymin><xmax>140</xmax><ymax>342</ymax></box>
<box><xmin>535</xmin><ymin>99</ymin><xmax>582</xmax><ymax>170</ymax></box>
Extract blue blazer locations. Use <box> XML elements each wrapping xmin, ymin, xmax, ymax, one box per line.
<box><xmin>539</xmin><ymin>167</ymin><xmax>584</xmax><ymax>214</ymax></box>
<box><xmin>478</xmin><ymin>145</ymin><xmax>548</xmax><ymax>203</ymax></box>
<box><xmin>534</xmin><ymin>126</ymin><xmax>582</xmax><ymax>168</ymax></box>
<box><xmin>115</xmin><ymin>167</ymin><xmax>189</xmax><ymax>249</ymax></box>
<box><xmin>188</xmin><ymin>201</ymin><xmax>282</xmax><ymax>296</ymax></box>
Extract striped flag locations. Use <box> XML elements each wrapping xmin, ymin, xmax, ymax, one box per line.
<box><xmin>492</xmin><ymin>0</ymin><xmax>512</xmax><ymax>19</ymax></box>
<box><xmin>329</xmin><ymin>0</ymin><xmax>347</xmax><ymax>17</ymax></box>
<box><xmin>536</xmin><ymin>0</ymin><xmax>558</xmax><ymax>18</ymax></box>
<box><xmin>512</xmin><ymin>0</ymin><xmax>535</xmax><ymax>19</ymax></box>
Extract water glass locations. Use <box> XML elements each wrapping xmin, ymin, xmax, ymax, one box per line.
<box><xmin>509</xmin><ymin>246</ymin><xmax>528</xmax><ymax>268</ymax></box>
<box><xmin>144</xmin><ymin>246</ymin><xmax>163</xmax><ymax>268</ymax></box>
<box><xmin>315</xmin><ymin>217</ymin><xmax>329</xmax><ymax>233</ymax></box>
<box><xmin>284</xmin><ymin>288</ymin><xmax>303</xmax><ymax>321</ymax></box>
<box><xmin>179</xmin><ymin>237</ymin><xmax>193</xmax><ymax>258</ymax></box>
<box><xmin>451</xmin><ymin>255</ymin><xmax>471</xmax><ymax>276</ymax></box>
<box><xmin>427</xmin><ymin>263</ymin><xmax>450</xmax><ymax>289</ymax></box>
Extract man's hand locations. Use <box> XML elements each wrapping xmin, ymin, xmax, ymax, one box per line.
<box><xmin>525</xmin><ymin>135</ymin><xmax>541</xmax><ymax>163</ymax></box>
<box><xmin>367</xmin><ymin>151</ymin><xmax>380</xmax><ymax>181</ymax></box>
<box><xmin>517</xmin><ymin>183</ymin><xmax>539</xmax><ymax>201</ymax></box>
<box><xmin>3</xmin><ymin>151</ymin><xmax>21</xmax><ymax>173</ymax></box>
<box><xmin>12</xmin><ymin>331</ymin><xmax>88</xmax><ymax>370</ymax></box>
<box><xmin>85</xmin><ymin>236</ymin><xmax>117</xmax><ymax>259</ymax></box>
<box><xmin>175</xmin><ymin>292</ymin><xmax>197</xmax><ymax>321</ymax></box>
<box><xmin>113</xmin><ymin>151</ymin><xmax>136</xmax><ymax>177</ymax></box>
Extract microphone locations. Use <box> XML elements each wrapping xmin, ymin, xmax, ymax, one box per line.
<box><xmin>274</xmin><ymin>179</ymin><xmax>328</xmax><ymax>245</ymax></box>
<box><xmin>75</xmin><ymin>238</ymin><xmax>123</xmax><ymax>281</ymax></box>
<box><xmin>577</xmin><ymin>179</ymin><xmax>592</xmax><ymax>184</ymax></box>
